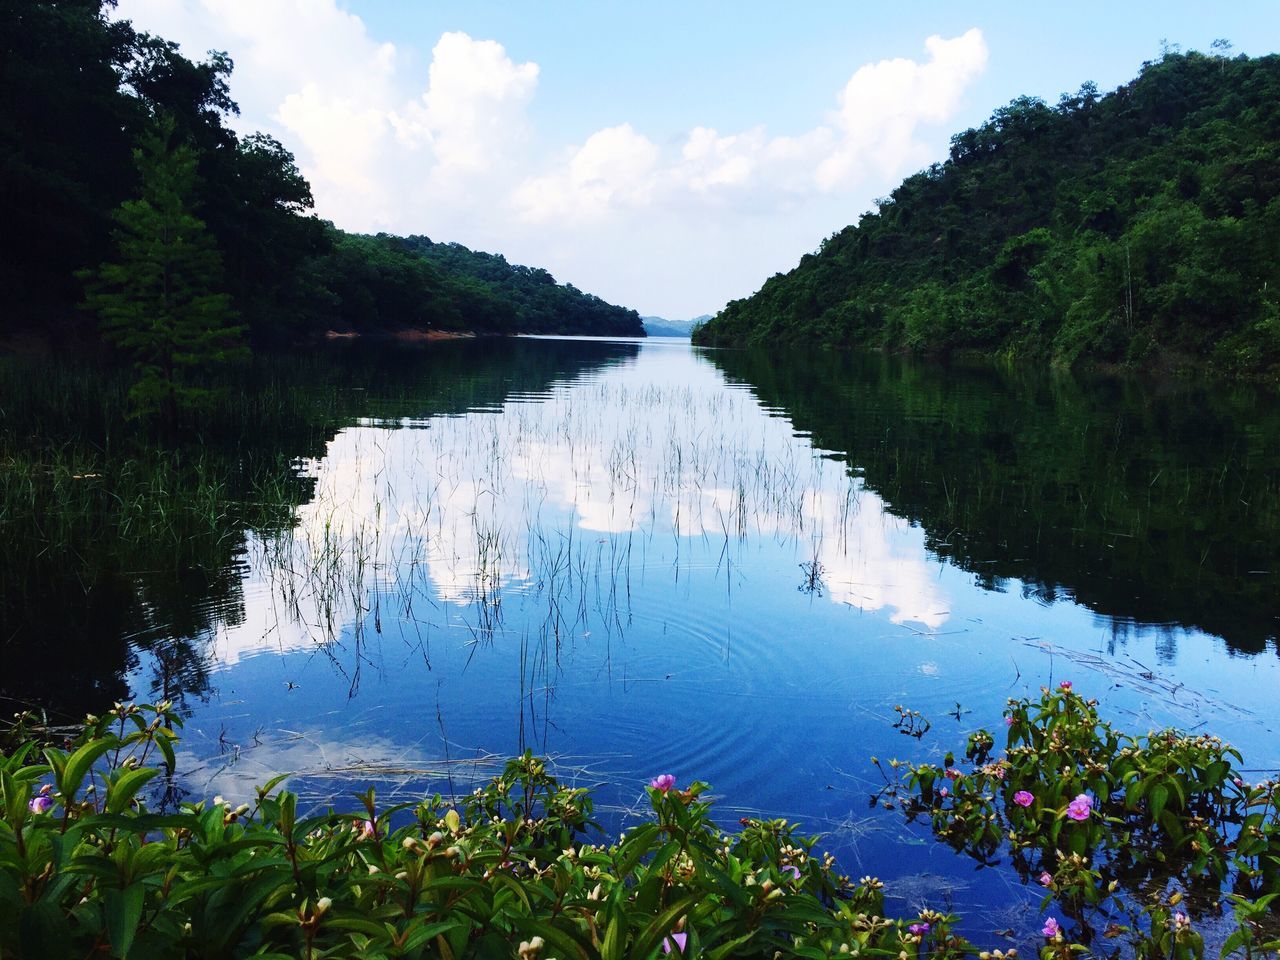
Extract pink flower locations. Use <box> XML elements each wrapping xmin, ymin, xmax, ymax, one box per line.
<box><xmin>1066</xmin><ymin>794</ymin><xmax>1093</xmax><ymax>821</ymax></box>
<box><xmin>650</xmin><ymin>774</ymin><xmax>676</xmax><ymax>793</ymax></box>
<box><xmin>662</xmin><ymin>932</ymin><xmax>688</xmax><ymax>954</ymax></box>
<box><xmin>944</xmin><ymin>768</ymin><xmax>960</xmax><ymax>780</ymax></box>
<box><xmin>359</xmin><ymin>819</ymin><xmax>376</xmax><ymax>839</ymax></box>
<box><xmin>1038</xmin><ymin>871</ymin><xmax>1053</xmax><ymax>886</ymax></box>
<box><xmin>1042</xmin><ymin>917</ymin><xmax>1061</xmax><ymax>938</ymax></box>
<box><xmin>783</xmin><ymin>865</ymin><xmax>801</xmax><ymax>879</ymax></box>
<box><xmin>1004</xmin><ymin>716</ymin><xmax>1015</xmax><ymax>727</ymax></box>
<box><xmin>939</xmin><ymin>787</ymin><xmax>949</xmax><ymax>798</ymax></box>
<box><xmin>28</xmin><ymin>795</ymin><xmax>53</xmax><ymax>815</ymax></box>
<box><xmin>1059</xmin><ymin>681</ymin><xmax>1072</xmax><ymax>691</ymax></box>
<box><xmin>1013</xmin><ymin>791</ymin><xmax>1034</xmax><ymax>807</ymax></box>
<box><xmin>909</xmin><ymin>922</ymin><xmax>931</xmax><ymax>936</ymax></box>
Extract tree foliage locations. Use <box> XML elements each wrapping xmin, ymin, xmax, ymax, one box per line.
<box><xmin>81</xmin><ymin>119</ymin><xmax>246</xmax><ymax>422</ymax></box>
<box><xmin>694</xmin><ymin>50</ymin><xmax>1280</xmax><ymax>378</ymax></box>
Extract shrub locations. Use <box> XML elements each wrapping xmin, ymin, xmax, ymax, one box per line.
<box><xmin>0</xmin><ymin>704</ymin><xmax>960</xmax><ymax>959</ymax></box>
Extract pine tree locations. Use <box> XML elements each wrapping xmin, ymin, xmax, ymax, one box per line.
<box><xmin>83</xmin><ymin>116</ymin><xmax>246</xmax><ymax>426</ymax></box>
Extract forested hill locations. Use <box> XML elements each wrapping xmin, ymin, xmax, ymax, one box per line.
<box><xmin>395</xmin><ymin>236</ymin><xmax>643</xmax><ymax>337</ymax></box>
<box><xmin>1</xmin><ymin>1</ymin><xmax>642</xmax><ymax>346</ymax></box>
<box><xmin>694</xmin><ymin>50</ymin><xmax>1280</xmax><ymax>377</ymax></box>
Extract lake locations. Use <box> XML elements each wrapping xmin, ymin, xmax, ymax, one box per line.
<box><xmin>3</xmin><ymin>336</ymin><xmax>1278</xmax><ymax>935</ymax></box>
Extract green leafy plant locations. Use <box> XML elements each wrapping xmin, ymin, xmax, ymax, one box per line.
<box><xmin>0</xmin><ymin>706</ymin><xmax>969</xmax><ymax>959</ymax></box>
<box><xmin>891</xmin><ymin>684</ymin><xmax>1280</xmax><ymax>953</ymax></box>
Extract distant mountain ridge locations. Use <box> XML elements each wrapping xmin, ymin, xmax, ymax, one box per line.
<box><xmin>641</xmin><ymin>315</ymin><xmax>712</xmax><ymax>338</ymax></box>
<box><xmin>694</xmin><ymin>50</ymin><xmax>1280</xmax><ymax>378</ymax></box>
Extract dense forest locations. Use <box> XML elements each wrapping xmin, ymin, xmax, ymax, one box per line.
<box><xmin>0</xmin><ymin>0</ymin><xmax>642</xmax><ymax>352</ymax></box>
<box><xmin>694</xmin><ymin>49</ymin><xmax>1280</xmax><ymax>378</ymax></box>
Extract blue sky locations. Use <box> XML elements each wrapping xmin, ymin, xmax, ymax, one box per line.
<box><xmin>114</xmin><ymin>1</ymin><xmax>1280</xmax><ymax>319</ymax></box>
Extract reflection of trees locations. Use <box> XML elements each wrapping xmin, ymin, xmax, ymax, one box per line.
<box><xmin>0</xmin><ymin>339</ymin><xmax>640</xmax><ymax>719</ymax></box>
<box><xmin>708</xmin><ymin>347</ymin><xmax>1280</xmax><ymax>656</ymax></box>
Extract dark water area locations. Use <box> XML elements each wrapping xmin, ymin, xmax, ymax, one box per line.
<box><xmin>2</xmin><ymin>337</ymin><xmax>1278</xmax><ymax>935</ymax></box>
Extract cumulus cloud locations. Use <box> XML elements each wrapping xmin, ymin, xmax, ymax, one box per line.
<box><xmin>817</xmin><ymin>28</ymin><xmax>989</xmax><ymax>189</ymax></box>
<box><xmin>515</xmin><ymin>123</ymin><xmax>660</xmax><ymax>221</ymax></box>
<box><xmin>395</xmin><ymin>32</ymin><xmax>539</xmax><ymax>173</ymax></box>
<box><xmin>516</xmin><ymin>29</ymin><xmax>988</xmax><ymax>223</ymax></box>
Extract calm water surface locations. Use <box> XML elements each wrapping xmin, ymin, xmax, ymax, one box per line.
<box><xmin>17</xmin><ymin>337</ymin><xmax>1280</xmax><ymax>930</ymax></box>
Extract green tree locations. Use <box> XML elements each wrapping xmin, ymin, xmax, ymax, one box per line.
<box><xmin>82</xmin><ymin>118</ymin><xmax>246</xmax><ymax>425</ymax></box>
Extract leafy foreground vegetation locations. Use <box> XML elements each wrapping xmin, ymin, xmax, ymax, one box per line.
<box><xmin>695</xmin><ymin>48</ymin><xmax>1280</xmax><ymax>378</ymax></box>
<box><xmin>3</xmin><ymin>688</ymin><xmax>1280</xmax><ymax>958</ymax></box>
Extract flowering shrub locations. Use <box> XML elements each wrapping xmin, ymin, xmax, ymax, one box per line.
<box><xmin>0</xmin><ymin>703</ymin><xmax>969</xmax><ymax>959</ymax></box>
<box><xmin>892</xmin><ymin>684</ymin><xmax>1280</xmax><ymax>952</ymax></box>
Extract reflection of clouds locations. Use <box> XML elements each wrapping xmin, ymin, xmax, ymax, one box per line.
<box><xmin>177</xmin><ymin>726</ymin><xmax>461</xmax><ymax>806</ymax></box>
<box><xmin>211</xmin><ymin>344</ymin><xmax>950</xmax><ymax>664</ymax></box>
<box><xmin>207</xmin><ymin>560</ymin><xmax>314</xmax><ymax>666</ymax></box>
<box><xmin>803</xmin><ymin>490</ymin><xmax>949</xmax><ymax>630</ymax></box>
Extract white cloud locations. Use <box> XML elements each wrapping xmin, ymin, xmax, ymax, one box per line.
<box><xmin>396</xmin><ymin>32</ymin><xmax>539</xmax><ymax>173</ymax></box>
<box><xmin>515</xmin><ymin>123</ymin><xmax>660</xmax><ymax>221</ymax></box>
<box><xmin>114</xmin><ymin>1</ymin><xmax>538</xmax><ymax>229</ymax></box>
<box><xmin>817</xmin><ymin>28</ymin><xmax>989</xmax><ymax>189</ymax></box>
<box><xmin>276</xmin><ymin>83</ymin><xmax>390</xmax><ymax>197</ymax></box>
<box><xmin>516</xmin><ymin>29</ymin><xmax>987</xmax><ymax>224</ymax></box>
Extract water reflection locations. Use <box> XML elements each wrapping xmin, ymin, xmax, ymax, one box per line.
<box><xmin>233</xmin><ymin>342</ymin><xmax>950</xmax><ymax>677</ymax></box>
<box><xmin>708</xmin><ymin>347</ymin><xmax>1280</xmax><ymax>656</ymax></box>
<box><xmin>0</xmin><ymin>338</ymin><xmax>640</xmax><ymax>715</ymax></box>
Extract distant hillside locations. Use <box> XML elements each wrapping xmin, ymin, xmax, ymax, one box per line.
<box><xmin>641</xmin><ymin>315</ymin><xmax>710</xmax><ymax>337</ymax></box>
<box><xmin>0</xmin><ymin>0</ymin><xmax>642</xmax><ymax>347</ymax></box>
<box><xmin>396</xmin><ymin>236</ymin><xmax>642</xmax><ymax>337</ymax></box>
<box><xmin>694</xmin><ymin>50</ymin><xmax>1280</xmax><ymax>378</ymax></box>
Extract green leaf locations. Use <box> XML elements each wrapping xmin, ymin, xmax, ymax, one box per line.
<box><xmin>21</xmin><ymin>899</ymin><xmax>71</xmax><ymax>958</ymax></box>
<box><xmin>156</xmin><ymin>735</ymin><xmax>176</xmax><ymax>773</ymax></box>
<box><xmin>107</xmin><ymin>768</ymin><xmax>160</xmax><ymax>815</ymax></box>
<box><xmin>601</xmin><ymin>899</ymin><xmax>624</xmax><ymax>960</ymax></box>
<box><xmin>614</xmin><ymin>823</ymin><xmax>661</xmax><ymax>877</ymax></box>
<box><xmin>1150</xmin><ymin>784</ymin><xmax>1169</xmax><ymax>822</ymax></box>
<box><xmin>707</xmin><ymin>932</ymin><xmax>757</xmax><ymax>960</ymax></box>
<box><xmin>106</xmin><ymin>883</ymin><xmax>145</xmax><ymax>958</ymax></box>
<box><xmin>55</xmin><ymin>736</ymin><xmax>119</xmax><ymax>804</ymax></box>
<box><xmin>642</xmin><ymin>840</ymin><xmax>682</xmax><ymax>882</ymax></box>
<box><xmin>1219</xmin><ymin>929</ymin><xmax>1246</xmax><ymax>960</ymax></box>
<box><xmin>403</xmin><ymin>920</ymin><xmax>461</xmax><ymax>953</ymax></box>
<box><xmin>633</xmin><ymin>895</ymin><xmax>700</xmax><ymax>959</ymax></box>
<box><xmin>692</xmin><ymin>857</ymin><xmax>751</xmax><ymax>910</ymax></box>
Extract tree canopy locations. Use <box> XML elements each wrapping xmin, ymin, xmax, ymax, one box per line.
<box><xmin>81</xmin><ymin>118</ymin><xmax>246</xmax><ymax>424</ymax></box>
